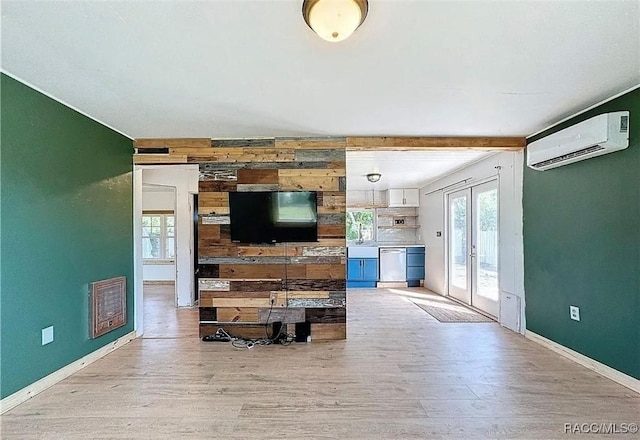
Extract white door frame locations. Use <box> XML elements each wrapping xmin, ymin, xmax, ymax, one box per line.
<box><xmin>133</xmin><ymin>164</ymin><xmax>199</xmax><ymax>336</ymax></box>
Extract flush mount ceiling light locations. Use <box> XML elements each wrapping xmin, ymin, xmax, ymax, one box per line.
<box><xmin>302</xmin><ymin>0</ymin><xmax>369</xmax><ymax>43</ymax></box>
<box><xmin>366</xmin><ymin>172</ymin><xmax>381</xmax><ymax>183</ymax></box>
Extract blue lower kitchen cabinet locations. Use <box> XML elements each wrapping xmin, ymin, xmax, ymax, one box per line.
<box><xmin>347</xmin><ymin>258</ymin><xmax>379</xmax><ymax>288</ymax></box>
<box><xmin>406</xmin><ymin>247</ymin><xmax>425</xmax><ymax>287</ymax></box>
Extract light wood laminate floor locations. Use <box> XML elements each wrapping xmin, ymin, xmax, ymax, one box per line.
<box><xmin>2</xmin><ymin>288</ymin><xmax>638</xmax><ymax>439</ymax></box>
<box><xmin>142</xmin><ymin>283</ymin><xmax>199</xmax><ymax>339</ymax></box>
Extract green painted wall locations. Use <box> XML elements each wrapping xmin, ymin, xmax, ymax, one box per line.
<box><xmin>0</xmin><ymin>74</ymin><xmax>134</xmax><ymax>398</ymax></box>
<box><xmin>523</xmin><ymin>89</ymin><xmax>640</xmax><ymax>379</ymax></box>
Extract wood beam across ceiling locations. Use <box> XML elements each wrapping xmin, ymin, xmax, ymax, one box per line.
<box><xmin>131</xmin><ymin>136</ymin><xmax>525</xmax><ymax>164</ymax></box>
<box><xmin>345</xmin><ymin>137</ymin><xmax>525</xmax><ymax>151</ymax></box>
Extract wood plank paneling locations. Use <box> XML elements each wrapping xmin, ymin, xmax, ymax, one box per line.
<box><xmin>275</xmin><ymin>137</ymin><xmax>346</xmax><ymax>149</ymax></box>
<box><xmin>310</xmin><ymin>323</ymin><xmax>347</xmax><ymax>340</ymax></box>
<box><xmin>230</xmin><ymin>280</ymin><xmax>284</xmax><ymax>292</ymax></box>
<box><xmin>199</xmin><ymin>193</ymin><xmax>229</xmax><ymax>209</ymax></box>
<box><xmin>318</xmin><ymin>224</ymin><xmax>347</xmax><ymax>239</ymax></box>
<box><xmin>286</xmin><ymin>279</ymin><xmax>346</xmax><ymax>291</ymax></box>
<box><xmin>198</xmin><ymin>245</ymin><xmax>238</xmax><ymax>258</ymax></box>
<box><xmin>200</xmin><ymin>291</ymin><xmax>272</xmax><ymax>300</ymax></box>
<box><xmin>219</xmin><ymin>264</ymin><xmax>307</xmax><ymax>279</ymax></box>
<box><xmin>270</xmin><ymin>291</ymin><xmax>331</xmax><ymax>299</ymax></box>
<box><xmin>278</xmin><ymin>176</ymin><xmax>340</xmax><ymax>191</ymax></box>
<box><xmin>346</xmin><ymin>136</ymin><xmax>526</xmax><ymax>151</ymax></box>
<box><xmin>201</xmin><ymin>297</ymin><xmax>272</xmax><ymax>308</ymax></box>
<box><xmin>305</xmin><ymin>264</ymin><xmax>346</xmax><ymax>279</ymax></box>
<box><xmin>305</xmin><ymin>307</ymin><xmax>347</xmax><ymax>323</ymax></box>
<box><xmin>294</xmin><ymin>149</ymin><xmax>345</xmax><ymax>162</ymax></box>
<box><xmin>135</xmin><ymin>138</ymin><xmax>211</xmax><ymax>149</ymax></box>
<box><xmin>236</xmin><ymin>169</ymin><xmax>279</xmax><ymax>184</ymax></box>
<box><xmin>237</xmin><ymin>246</ymin><xmax>303</xmax><ymax>257</ymax></box>
<box><xmin>257</xmin><ymin>308</ymin><xmax>306</xmax><ymax>324</ymax></box>
<box><xmin>236</xmin><ymin>184</ymin><xmax>280</xmax><ymax>192</ymax></box>
<box><xmin>278</xmin><ymin>169</ymin><xmax>345</xmax><ymax>178</ymax></box>
<box><xmin>216</xmin><ymin>307</ymin><xmax>260</xmax><ymax>323</ymax></box>
<box><xmin>198</xmin><ymin>181</ymin><xmax>237</xmax><ymax>192</ymax></box>
<box><xmin>133</xmin><ymin>154</ymin><xmax>188</xmax><ymax>164</ymax></box>
<box><xmin>198</xmin><ymin>223</ymin><xmax>221</xmax><ymax>240</ymax></box>
<box><xmin>148</xmin><ymin>136</ymin><xmax>351</xmax><ymax>340</ymax></box>
<box><xmin>211</xmin><ymin>138</ymin><xmax>275</xmax><ymax>148</ymax></box>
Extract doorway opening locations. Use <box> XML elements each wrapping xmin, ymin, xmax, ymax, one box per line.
<box><xmin>133</xmin><ymin>164</ymin><xmax>199</xmax><ymax>338</ymax></box>
<box><xmin>141</xmin><ymin>184</ymin><xmax>179</xmax><ymax>337</ymax></box>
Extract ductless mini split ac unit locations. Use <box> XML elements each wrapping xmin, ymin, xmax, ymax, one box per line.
<box><xmin>526</xmin><ymin>111</ymin><xmax>630</xmax><ymax>171</ymax></box>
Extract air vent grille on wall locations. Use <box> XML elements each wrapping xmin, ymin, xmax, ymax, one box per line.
<box><xmin>134</xmin><ymin>147</ymin><xmax>169</xmax><ymax>154</ymax></box>
<box><xmin>90</xmin><ymin>276</ymin><xmax>127</xmax><ymax>338</ymax></box>
<box><xmin>531</xmin><ymin>145</ymin><xmax>605</xmax><ymax>169</ymax></box>
<box><xmin>620</xmin><ymin>115</ymin><xmax>629</xmax><ymax>133</ymax></box>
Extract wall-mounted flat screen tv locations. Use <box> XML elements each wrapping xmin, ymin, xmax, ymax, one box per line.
<box><xmin>229</xmin><ymin>191</ymin><xmax>318</xmax><ymax>243</ymax></box>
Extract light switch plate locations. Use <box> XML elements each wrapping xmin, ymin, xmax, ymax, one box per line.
<box><xmin>569</xmin><ymin>306</ymin><xmax>580</xmax><ymax>321</ymax></box>
<box><xmin>42</xmin><ymin>326</ymin><xmax>54</xmax><ymax>345</ymax></box>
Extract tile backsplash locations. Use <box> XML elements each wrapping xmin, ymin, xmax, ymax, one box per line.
<box><xmin>376</xmin><ymin>207</ymin><xmax>419</xmax><ymax>244</ymax></box>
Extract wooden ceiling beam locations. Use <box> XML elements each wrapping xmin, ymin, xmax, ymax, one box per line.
<box><xmin>133</xmin><ymin>136</ymin><xmax>526</xmax><ymax>152</ymax></box>
<box><xmin>134</xmin><ymin>138</ymin><xmax>211</xmax><ymax>149</ymax></box>
<box><xmin>345</xmin><ymin>136</ymin><xmax>525</xmax><ymax>151</ymax></box>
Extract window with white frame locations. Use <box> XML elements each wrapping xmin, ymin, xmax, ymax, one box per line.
<box><xmin>142</xmin><ymin>212</ymin><xmax>175</xmax><ymax>260</ymax></box>
<box><xmin>346</xmin><ymin>209</ymin><xmax>375</xmax><ymax>243</ymax></box>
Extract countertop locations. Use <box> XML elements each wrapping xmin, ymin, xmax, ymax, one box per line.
<box><xmin>377</xmin><ymin>244</ymin><xmax>425</xmax><ymax>248</ymax></box>
<box><xmin>347</xmin><ymin>243</ymin><xmax>425</xmax><ymax>248</ymax></box>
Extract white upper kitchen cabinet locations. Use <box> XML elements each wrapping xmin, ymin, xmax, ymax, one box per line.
<box><xmin>346</xmin><ymin>190</ymin><xmax>388</xmax><ymax>208</ymax></box>
<box><xmin>387</xmin><ymin>188</ymin><xmax>420</xmax><ymax>207</ymax></box>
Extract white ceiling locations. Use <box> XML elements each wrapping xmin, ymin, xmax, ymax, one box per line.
<box><xmin>346</xmin><ymin>150</ymin><xmax>489</xmax><ymax>190</ymax></box>
<box><xmin>2</xmin><ymin>0</ymin><xmax>639</xmax><ymax>186</ymax></box>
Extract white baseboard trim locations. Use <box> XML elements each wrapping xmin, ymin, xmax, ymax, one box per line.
<box><xmin>0</xmin><ymin>330</ymin><xmax>137</xmax><ymax>414</ymax></box>
<box><xmin>525</xmin><ymin>330</ymin><xmax>639</xmax><ymax>394</ymax></box>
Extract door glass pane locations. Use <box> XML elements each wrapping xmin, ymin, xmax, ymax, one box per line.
<box><xmin>476</xmin><ymin>188</ymin><xmax>498</xmax><ymax>300</ymax></box>
<box><xmin>450</xmin><ymin>196</ymin><xmax>467</xmax><ymax>288</ymax></box>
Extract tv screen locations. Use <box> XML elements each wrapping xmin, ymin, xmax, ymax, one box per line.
<box><xmin>229</xmin><ymin>191</ymin><xmax>318</xmax><ymax>243</ymax></box>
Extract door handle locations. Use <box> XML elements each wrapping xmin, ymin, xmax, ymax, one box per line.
<box><xmin>469</xmin><ymin>253</ymin><xmax>476</xmax><ymax>257</ymax></box>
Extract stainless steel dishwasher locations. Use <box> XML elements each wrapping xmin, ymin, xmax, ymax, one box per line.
<box><xmin>379</xmin><ymin>247</ymin><xmax>407</xmax><ymax>282</ymax></box>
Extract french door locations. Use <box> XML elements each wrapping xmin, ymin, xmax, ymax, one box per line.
<box><xmin>447</xmin><ymin>180</ymin><xmax>499</xmax><ymax>317</ymax></box>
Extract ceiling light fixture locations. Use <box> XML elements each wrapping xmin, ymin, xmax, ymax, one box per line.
<box><xmin>302</xmin><ymin>0</ymin><xmax>369</xmax><ymax>43</ymax></box>
<box><xmin>366</xmin><ymin>172</ymin><xmax>381</xmax><ymax>183</ymax></box>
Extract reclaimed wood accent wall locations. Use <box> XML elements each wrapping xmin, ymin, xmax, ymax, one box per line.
<box><xmin>134</xmin><ymin>137</ymin><xmax>347</xmax><ymax>340</ymax></box>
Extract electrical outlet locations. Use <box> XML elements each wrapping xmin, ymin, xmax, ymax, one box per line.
<box><xmin>42</xmin><ymin>326</ymin><xmax>54</xmax><ymax>345</ymax></box>
<box><xmin>269</xmin><ymin>292</ymin><xmax>277</xmax><ymax>305</ymax></box>
<box><xmin>569</xmin><ymin>306</ymin><xmax>580</xmax><ymax>321</ymax></box>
